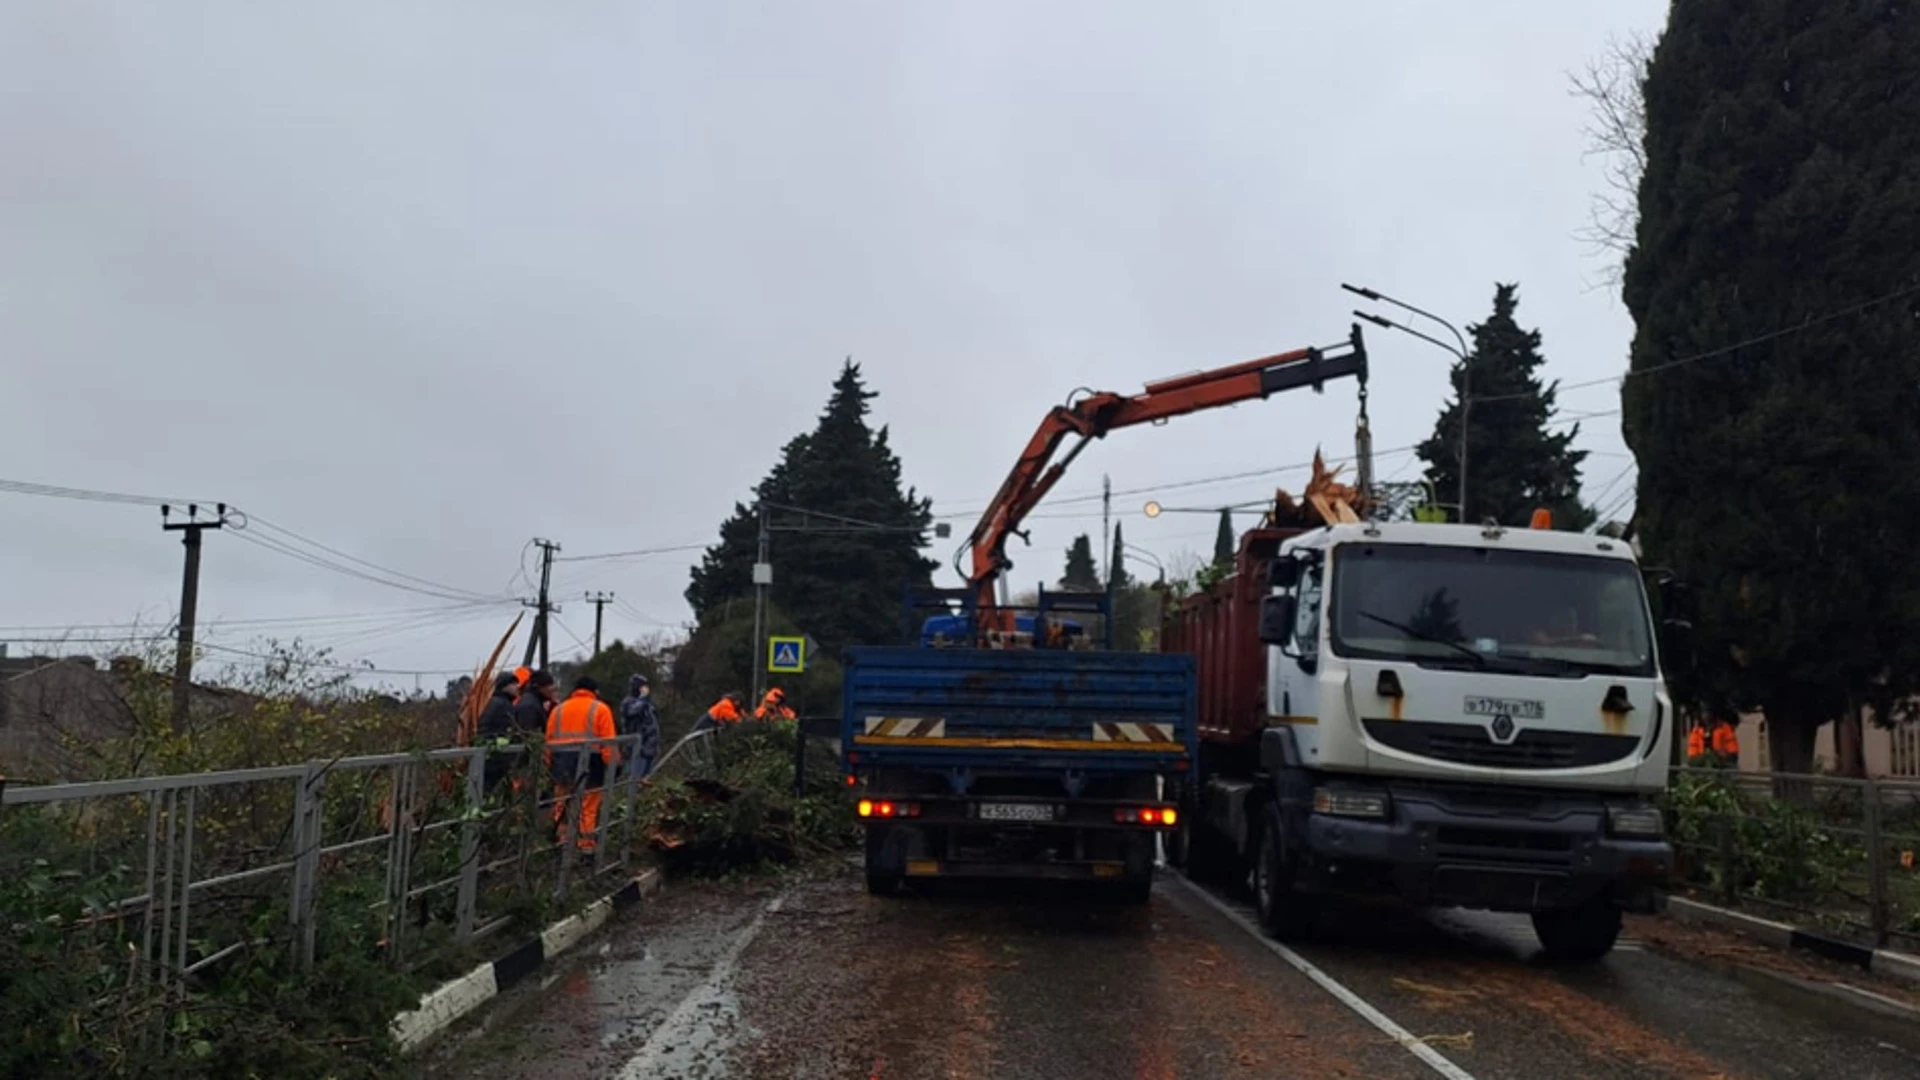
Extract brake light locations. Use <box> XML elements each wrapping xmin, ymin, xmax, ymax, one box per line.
<box><xmin>857</xmin><ymin>799</ymin><xmax>921</xmax><ymax>819</ymax></box>
<box><xmin>1113</xmin><ymin>806</ymin><xmax>1179</xmax><ymax>827</ymax></box>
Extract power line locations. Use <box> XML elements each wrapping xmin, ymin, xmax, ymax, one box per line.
<box><xmin>0</xmin><ymin>478</ymin><xmax>215</xmax><ymax>507</ymax></box>
<box><xmin>243</xmin><ymin>514</ymin><xmax>505</xmax><ymax>603</ymax></box>
<box><xmin>1469</xmin><ymin>281</ymin><xmax>1920</xmax><ymax>405</ymax></box>
<box><xmin>0</xmin><ymin>600</ymin><xmax>500</xmax><ymax>636</ymax></box>
<box><xmin>554</xmin><ymin>542</ymin><xmax>710</xmax><ymax>563</ymax></box>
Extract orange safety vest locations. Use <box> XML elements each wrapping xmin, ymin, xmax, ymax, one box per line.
<box><xmin>547</xmin><ymin>690</ymin><xmax>619</xmax><ymax>763</ymax></box>
<box><xmin>706</xmin><ymin>697</ymin><xmax>743</xmax><ymax>724</ymax></box>
<box><xmin>1687</xmin><ymin>725</ymin><xmax>1707</xmax><ymax>759</ymax></box>
<box><xmin>1711</xmin><ymin>722</ymin><xmax>1739</xmax><ymax>758</ymax></box>
<box><xmin>754</xmin><ymin>692</ymin><xmax>795</xmax><ymax>721</ymax></box>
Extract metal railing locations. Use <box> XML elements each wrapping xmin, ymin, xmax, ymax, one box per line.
<box><xmin>0</xmin><ymin>730</ymin><xmax>710</xmax><ymax>990</ymax></box>
<box><xmin>1664</xmin><ymin>765</ymin><xmax>1920</xmax><ymax>950</ymax></box>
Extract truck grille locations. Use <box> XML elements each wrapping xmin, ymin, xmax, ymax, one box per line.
<box><xmin>1364</xmin><ymin>719</ymin><xmax>1638</xmax><ymax>770</ymax></box>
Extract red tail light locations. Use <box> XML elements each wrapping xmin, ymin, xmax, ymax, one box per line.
<box><xmin>1113</xmin><ymin>806</ymin><xmax>1179</xmax><ymax>827</ymax></box>
<box><xmin>857</xmin><ymin>799</ymin><xmax>921</xmax><ymax>819</ymax></box>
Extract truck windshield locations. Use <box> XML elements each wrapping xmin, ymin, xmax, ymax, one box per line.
<box><xmin>1328</xmin><ymin>543</ymin><xmax>1655</xmax><ymax>677</ymax></box>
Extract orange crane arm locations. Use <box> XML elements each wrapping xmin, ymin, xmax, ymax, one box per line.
<box><xmin>964</xmin><ymin>325</ymin><xmax>1368</xmax><ymax>613</ymax></box>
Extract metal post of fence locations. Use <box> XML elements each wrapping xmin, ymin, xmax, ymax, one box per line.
<box><xmin>1866</xmin><ymin>777</ymin><xmax>1891</xmax><ymax>948</ymax></box>
<box><xmin>288</xmin><ymin>763</ymin><xmax>324</xmax><ymax>970</ymax></box>
<box><xmin>622</xmin><ymin>735</ymin><xmax>642</xmax><ymax>871</ymax></box>
<box><xmin>1716</xmin><ymin>813</ymin><xmax>1737</xmax><ymax>907</ymax></box>
<box><xmin>555</xmin><ymin>750</ymin><xmax>587</xmax><ymax>898</ymax></box>
<box><xmin>177</xmin><ymin>787</ymin><xmax>196</xmax><ymax>979</ymax></box>
<box><xmin>156</xmin><ymin>788</ymin><xmax>178</xmax><ymax>991</ymax></box>
<box><xmin>140</xmin><ymin>791</ymin><xmax>162</xmax><ymax>988</ymax></box>
<box><xmin>457</xmin><ymin>746</ymin><xmax>485</xmax><ymax>942</ymax></box>
<box><xmin>383</xmin><ymin>762</ymin><xmax>414</xmax><ymax>967</ymax></box>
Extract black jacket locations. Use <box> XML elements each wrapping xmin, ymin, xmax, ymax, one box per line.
<box><xmin>510</xmin><ymin>691</ymin><xmax>551</xmax><ymax>742</ymax></box>
<box><xmin>476</xmin><ymin>690</ymin><xmax>518</xmax><ymax>744</ymax></box>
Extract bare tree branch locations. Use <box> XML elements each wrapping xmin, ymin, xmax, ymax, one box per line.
<box><xmin>1568</xmin><ymin>31</ymin><xmax>1653</xmax><ymax>288</ymax></box>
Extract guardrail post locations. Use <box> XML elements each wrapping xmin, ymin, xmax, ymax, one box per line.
<box><xmin>1866</xmin><ymin>777</ymin><xmax>1890</xmax><ymax>948</ymax></box>
<box><xmin>288</xmin><ymin>764</ymin><xmax>324</xmax><ymax>971</ymax></box>
<box><xmin>457</xmin><ymin>746</ymin><xmax>485</xmax><ymax>942</ymax></box>
<box><xmin>384</xmin><ymin>762</ymin><xmax>416</xmax><ymax>967</ymax></box>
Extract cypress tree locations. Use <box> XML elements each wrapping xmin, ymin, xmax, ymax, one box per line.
<box><xmin>1622</xmin><ymin>0</ymin><xmax>1920</xmax><ymax>775</ymax></box>
<box><xmin>1212</xmin><ymin>509</ymin><xmax>1235</xmax><ymax>566</ymax></box>
<box><xmin>1059</xmin><ymin>535</ymin><xmax>1100</xmax><ymax>592</ymax></box>
<box><xmin>1416</xmin><ymin>284</ymin><xmax>1593</xmax><ymax>529</ymax></box>
<box><xmin>686</xmin><ymin>362</ymin><xmax>937</xmax><ymax>651</ymax></box>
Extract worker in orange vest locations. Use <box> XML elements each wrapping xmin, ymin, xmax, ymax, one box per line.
<box><xmin>695</xmin><ymin>692</ymin><xmax>745</xmax><ymax>732</ymax></box>
<box><xmin>546</xmin><ymin>675</ymin><xmax>620</xmax><ymax>853</ymax></box>
<box><xmin>754</xmin><ymin>687</ymin><xmax>796</xmax><ymax>722</ymax></box>
<box><xmin>1709</xmin><ymin>715</ymin><xmax>1740</xmax><ymax>766</ymax></box>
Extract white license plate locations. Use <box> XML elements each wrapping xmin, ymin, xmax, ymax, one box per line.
<box><xmin>1463</xmin><ymin>695</ymin><xmax>1545</xmax><ymax>720</ymax></box>
<box><xmin>977</xmin><ymin>802</ymin><xmax>1054</xmax><ymax>823</ymax></box>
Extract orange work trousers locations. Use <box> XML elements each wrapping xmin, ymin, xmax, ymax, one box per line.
<box><xmin>552</xmin><ymin>783</ymin><xmax>604</xmax><ymax>852</ymax></box>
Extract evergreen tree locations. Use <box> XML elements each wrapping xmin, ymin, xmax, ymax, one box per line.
<box><xmin>1059</xmin><ymin>534</ymin><xmax>1100</xmax><ymax>591</ymax></box>
<box><xmin>1622</xmin><ymin>0</ymin><xmax>1920</xmax><ymax>776</ymax></box>
<box><xmin>1212</xmin><ymin>509</ymin><xmax>1235</xmax><ymax>566</ymax></box>
<box><xmin>1416</xmin><ymin>284</ymin><xmax>1594</xmax><ymax>529</ymax></box>
<box><xmin>1108</xmin><ymin>522</ymin><xmax>1131</xmax><ymax>590</ymax></box>
<box><xmin>686</xmin><ymin>362</ymin><xmax>937</xmax><ymax>652</ymax></box>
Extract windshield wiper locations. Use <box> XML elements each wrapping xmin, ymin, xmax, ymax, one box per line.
<box><xmin>1356</xmin><ymin>610</ymin><xmax>1487</xmax><ymax>668</ymax></box>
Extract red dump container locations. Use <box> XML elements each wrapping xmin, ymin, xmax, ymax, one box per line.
<box><xmin>1160</xmin><ymin>527</ymin><xmax>1306</xmax><ymax>747</ymax></box>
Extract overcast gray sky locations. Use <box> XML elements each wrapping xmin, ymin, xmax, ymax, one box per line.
<box><xmin>1</xmin><ymin>1</ymin><xmax>1668</xmax><ymax>688</ymax></box>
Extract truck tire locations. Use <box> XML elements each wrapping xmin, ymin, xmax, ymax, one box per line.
<box><xmin>864</xmin><ymin>828</ymin><xmax>901</xmax><ymax>897</ymax></box>
<box><xmin>1531</xmin><ymin>899</ymin><xmax>1622</xmax><ymax>963</ymax></box>
<box><xmin>1253</xmin><ymin>805</ymin><xmax>1318</xmax><ymax>940</ymax></box>
<box><xmin>1114</xmin><ymin>874</ymin><xmax>1154</xmax><ymax>906</ymax></box>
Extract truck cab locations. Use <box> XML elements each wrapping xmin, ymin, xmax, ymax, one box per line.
<box><xmin>1170</xmin><ymin>515</ymin><xmax>1675</xmax><ymax>962</ymax></box>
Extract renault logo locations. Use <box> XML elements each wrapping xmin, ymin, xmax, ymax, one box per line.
<box><xmin>1489</xmin><ymin>713</ymin><xmax>1517</xmax><ymax>743</ymax></box>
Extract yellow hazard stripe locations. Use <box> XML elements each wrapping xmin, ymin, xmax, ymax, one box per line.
<box><xmin>852</xmin><ymin>735</ymin><xmax>1183</xmax><ymax>752</ymax></box>
<box><xmin>1266</xmin><ymin>715</ymin><xmax>1319</xmax><ymax>725</ymax></box>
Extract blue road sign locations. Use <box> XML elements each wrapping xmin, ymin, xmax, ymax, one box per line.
<box><xmin>768</xmin><ymin>636</ymin><xmax>805</xmax><ymax>673</ymax></box>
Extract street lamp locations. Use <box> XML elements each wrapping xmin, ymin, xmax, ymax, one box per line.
<box><xmin>1121</xmin><ymin>542</ymin><xmax>1165</xmax><ymax>583</ymax></box>
<box><xmin>1342</xmin><ymin>283</ymin><xmax>1472</xmax><ymax>521</ymax></box>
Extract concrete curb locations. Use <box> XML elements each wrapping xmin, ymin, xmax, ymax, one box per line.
<box><xmin>390</xmin><ymin>867</ymin><xmax>664</xmax><ymax>1054</ymax></box>
<box><xmin>1667</xmin><ymin>895</ymin><xmax>1920</xmax><ymax>988</ymax></box>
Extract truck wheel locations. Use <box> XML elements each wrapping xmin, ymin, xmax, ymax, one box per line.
<box><xmin>864</xmin><ymin>828</ymin><xmax>901</xmax><ymax>897</ymax></box>
<box><xmin>1531</xmin><ymin>899</ymin><xmax>1622</xmax><ymax>963</ymax></box>
<box><xmin>866</xmin><ymin>868</ymin><xmax>901</xmax><ymax>897</ymax></box>
<box><xmin>1253</xmin><ymin>806</ymin><xmax>1317</xmax><ymax>940</ymax></box>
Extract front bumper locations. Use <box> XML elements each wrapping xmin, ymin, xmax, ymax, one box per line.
<box><xmin>1295</xmin><ymin>781</ymin><xmax>1672</xmax><ymax>913</ymax></box>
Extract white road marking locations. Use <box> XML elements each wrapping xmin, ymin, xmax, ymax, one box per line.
<box><xmin>614</xmin><ymin>895</ymin><xmax>783</xmax><ymax>1080</ymax></box>
<box><xmin>1177</xmin><ymin>876</ymin><xmax>1479</xmax><ymax>1080</ymax></box>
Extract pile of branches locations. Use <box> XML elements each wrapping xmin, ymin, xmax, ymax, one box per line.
<box><xmin>637</xmin><ymin>722</ymin><xmax>855</xmax><ymax>875</ymax></box>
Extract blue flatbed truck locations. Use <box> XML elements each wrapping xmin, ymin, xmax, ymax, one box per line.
<box><xmin>841</xmin><ymin>606</ymin><xmax>1198</xmax><ymax>902</ymax></box>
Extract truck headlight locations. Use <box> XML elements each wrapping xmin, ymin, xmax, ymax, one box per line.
<box><xmin>1312</xmin><ymin>787</ymin><xmax>1391</xmax><ymax>820</ymax></box>
<box><xmin>1608</xmin><ymin>805</ymin><xmax>1665</xmax><ymax>838</ymax></box>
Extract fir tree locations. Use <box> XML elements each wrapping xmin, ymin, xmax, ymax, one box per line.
<box><xmin>1622</xmin><ymin>0</ymin><xmax>1920</xmax><ymax>776</ymax></box>
<box><xmin>1059</xmin><ymin>534</ymin><xmax>1100</xmax><ymax>592</ymax></box>
<box><xmin>686</xmin><ymin>362</ymin><xmax>937</xmax><ymax>651</ymax></box>
<box><xmin>1416</xmin><ymin>284</ymin><xmax>1593</xmax><ymax>529</ymax></box>
<box><xmin>1108</xmin><ymin>522</ymin><xmax>1131</xmax><ymax>590</ymax></box>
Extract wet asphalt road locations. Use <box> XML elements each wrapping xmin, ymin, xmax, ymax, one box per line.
<box><xmin>421</xmin><ymin>860</ymin><xmax>1920</xmax><ymax>1080</ymax></box>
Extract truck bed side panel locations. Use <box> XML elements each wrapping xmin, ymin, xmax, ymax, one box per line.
<box><xmin>842</xmin><ymin>647</ymin><xmax>1196</xmax><ymax>773</ymax></box>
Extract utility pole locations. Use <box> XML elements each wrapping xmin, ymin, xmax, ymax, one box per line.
<box><xmin>585</xmin><ymin>591</ymin><xmax>613</xmax><ymax>656</ymax></box>
<box><xmin>161</xmin><ymin>503</ymin><xmax>225</xmax><ymax>733</ymax></box>
<box><xmin>750</xmin><ymin>501</ymin><xmax>772</xmax><ymax>704</ymax></box>
<box><xmin>1100</xmin><ymin>474</ymin><xmax>1111</xmax><ymax>584</ymax></box>
<box><xmin>522</xmin><ymin>538</ymin><xmax>560</xmax><ymax>670</ymax></box>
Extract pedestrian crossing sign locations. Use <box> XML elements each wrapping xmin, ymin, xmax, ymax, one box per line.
<box><xmin>768</xmin><ymin>636</ymin><xmax>805</xmax><ymax>673</ymax></box>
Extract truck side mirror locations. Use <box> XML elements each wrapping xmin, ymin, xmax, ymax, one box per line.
<box><xmin>1267</xmin><ymin>558</ymin><xmax>1301</xmax><ymax>590</ymax></box>
<box><xmin>1259</xmin><ymin>594</ymin><xmax>1297</xmax><ymax>646</ymax></box>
